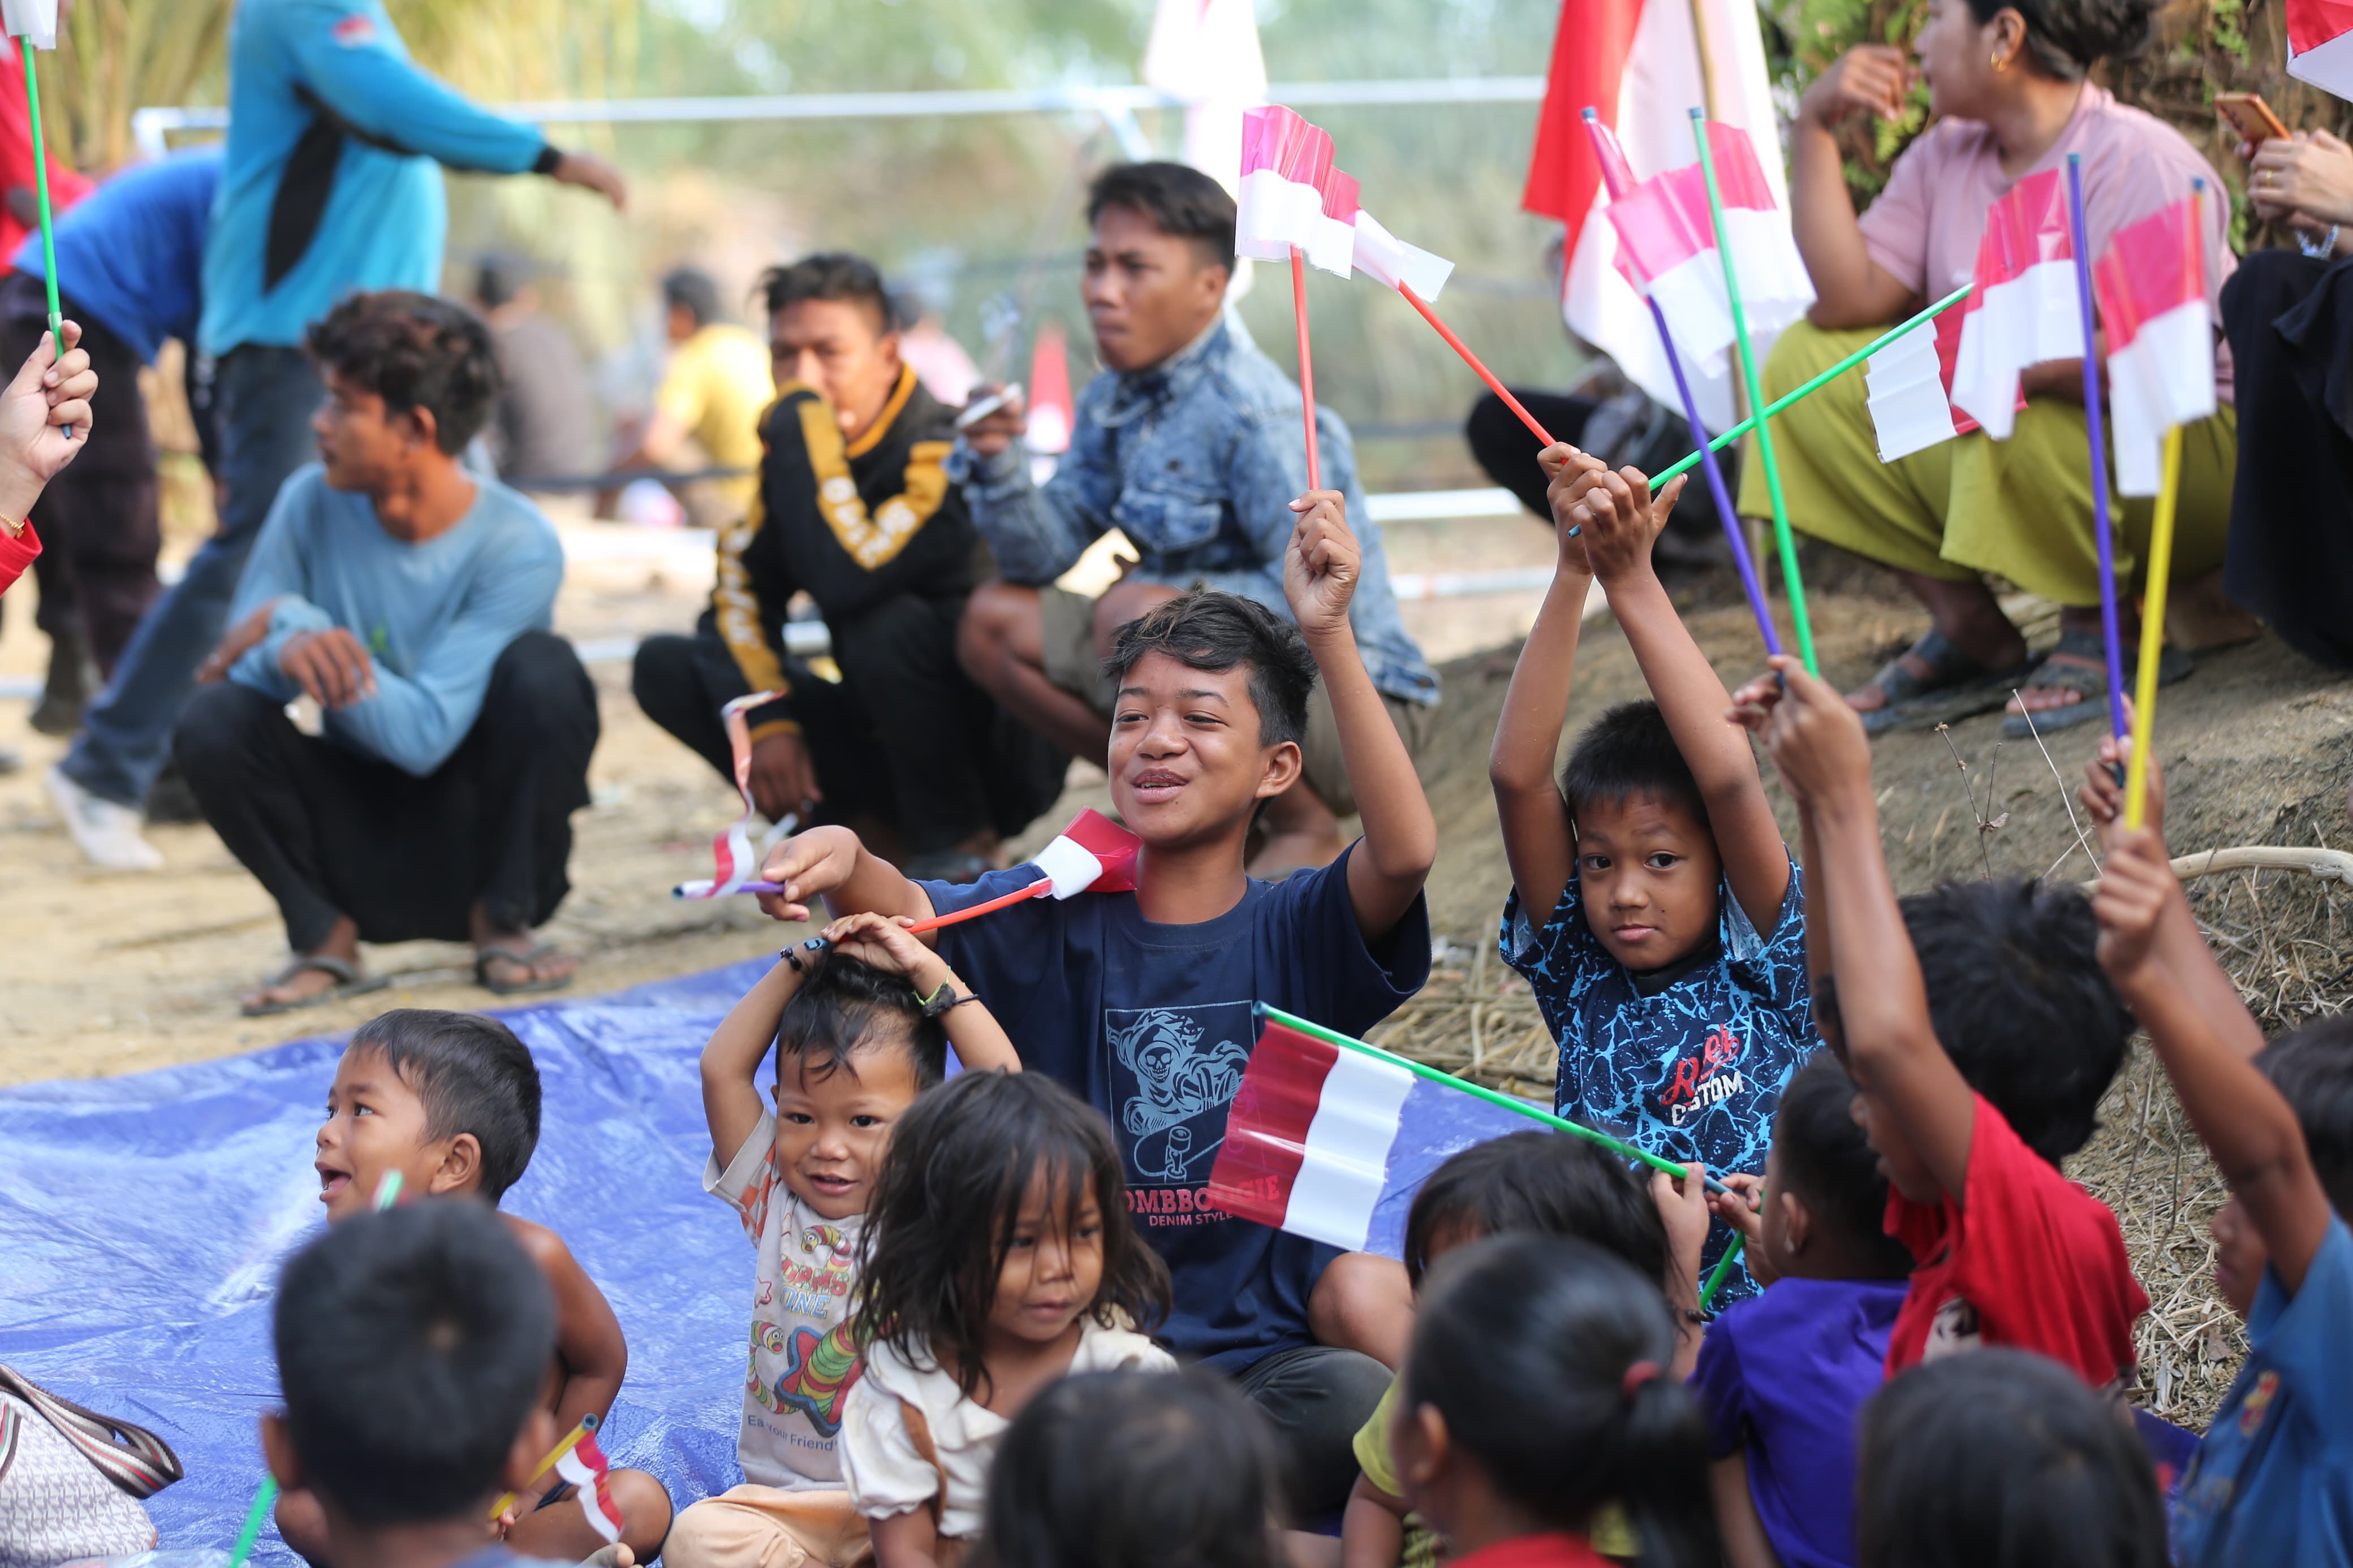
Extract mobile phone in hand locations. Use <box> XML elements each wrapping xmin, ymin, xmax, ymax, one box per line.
<box><xmin>2217</xmin><ymin>92</ymin><xmax>2291</xmax><ymax>148</ymax></box>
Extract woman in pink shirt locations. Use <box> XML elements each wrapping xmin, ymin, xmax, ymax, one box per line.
<box><xmin>1751</xmin><ymin>0</ymin><xmax>2236</xmax><ymax>737</ymax></box>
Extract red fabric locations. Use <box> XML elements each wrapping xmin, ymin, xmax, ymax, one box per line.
<box><xmin>0</xmin><ymin>39</ymin><xmax>90</xmax><ymax>261</ymax></box>
<box><xmin>1520</xmin><ymin>0</ymin><xmax>1645</xmax><ymax>256</ymax></box>
<box><xmin>1204</xmin><ymin>1021</ymin><xmax>1339</xmax><ymax>1229</ymax></box>
<box><xmin>2289</xmin><ymin>0</ymin><xmax>2353</xmax><ymax>56</ymax></box>
<box><xmin>2092</xmin><ymin>196</ymin><xmax>2207</xmax><ymax>353</ymax></box>
<box><xmin>0</xmin><ymin>517</ymin><xmax>36</xmax><ymax>595</ymax></box>
<box><xmin>1449</xmin><ymin>1533</ymin><xmax>1614</xmax><ymax>1568</ymax></box>
<box><xmin>1884</xmin><ymin>1094</ymin><xmax>2149</xmax><ymax>1388</ymax></box>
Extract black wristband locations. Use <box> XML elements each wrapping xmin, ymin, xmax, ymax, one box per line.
<box><xmin>532</xmin><ymin>144</ymin><xmax>563</xmax><ymax>176</ymax></box>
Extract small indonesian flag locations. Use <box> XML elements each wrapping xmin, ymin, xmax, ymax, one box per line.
<box><xmin>1350</xmin><ymin>209</ymin><xmax>1455</xmax><ymax>301</ymax></box>
<box><xmin>1867</xmin><ymin>306</ymin><xmax>1981</xmax><ymax>461</ymax></box>
<box><xmin>1949</xmin><ymin>169</ymin><xmax>2084</xmax><ymax>439</ymax></box>
<box><xmin>553</xmin><ymin>1429</ymin><xmax>623</xmax><ymax>1545</ymax></box>
<box><xmin>2287</xmin><ymin>0</ymin><xmax>2353</xmax><ymax>101</ymax></box>
<box><xmin>1601</xmin><ymin>120</ymin><xmax>1816</xmax><ymax>393</ymax></box>
<box><xmin>1027</xmin><ymin>809</ymin><xmax>1141</xmax><ymax>897</ymax></box>
<box><xmin>1025</xmin><ymin>321</ymin><xmax>1074</xmax><ymax>456</ymax></box>
<box><xmin>679</xmin><ymin>689</ymin><xmax>792</xmax><ymax>899</ymax></box>
<box><xmin>1</xmin><ymin>0</ymin><xmax>57</xmax><ymax>47</ymax></box>
<box><xmin>1236</xmin><ymin>106</ymin><xmax>1356</xmax><ymax>277</ymax></box>
<box><xmin>1205</xmin><ymin>1020</ymin><xmax>1536</xmax><ymax>1255</ymax></box>
<box><xmin>2094</xmin><ymin>195</ymin><xmax>2215</xmax><ymax>498</ymax></box>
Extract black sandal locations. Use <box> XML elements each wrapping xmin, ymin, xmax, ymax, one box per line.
<box><xmin>2002</xmin><ymin>629</ymin><xmax>2192</xmax><ymax>738</ymax></box>
<box><xmin>240</xmin><ymin>953</ymin><xmax>390</xmax><ymax>1018</ymax></box>
<box><xmin>1855</xmin><ymin>629</ymin><xmax>2035</xmax><ymax>736</ymax></box>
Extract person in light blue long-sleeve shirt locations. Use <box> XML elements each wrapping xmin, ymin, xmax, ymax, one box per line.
<box><xmin>50</xmin><ymin>0</ymin><xmax>624</xmax><ymax>876</ymax></box>
<box><xmin>174</xmin><ymin>292</ymin><xmax>597</xmax><ymax>1017</ymax></box>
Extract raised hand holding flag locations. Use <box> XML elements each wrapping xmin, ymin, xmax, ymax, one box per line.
<box><xmin>5</xmin><ymin>0</ymin><xmax>66</xmax><ymax>438</ymax></box>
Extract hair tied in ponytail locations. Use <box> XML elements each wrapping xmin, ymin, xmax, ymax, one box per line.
<box><xmin>1619</xmin><ymin>1360</ymin><xmax>1661</xmax><ymax>1401</ymax></box>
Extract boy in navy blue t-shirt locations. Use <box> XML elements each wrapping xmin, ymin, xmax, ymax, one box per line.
<box><xmin>2083</xmin><ymin>753</ymin><xmax>2353</xmax><ymax>1567</ymax></box>
<box><xmin>1488</xmin><ymin>453</ymin><xmax>1811</xmax><ymax>1298</ymax></box>
<box><xmin>756</xmin><ymin>487</ymin><xmax>1437</xmax><ymax>1518</ymax></box>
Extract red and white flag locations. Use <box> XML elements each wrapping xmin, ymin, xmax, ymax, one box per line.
<box><xmin>2288</xmin><ymin>0</ymin><xmax>2353</xmax><ymax>100</ymax></box>
<box><xmin>676</xmin><ymin>689</ymin><xmax>793</xmax><ymax>899</ymax></box>
<box><xmin>1350</xmin><ymin>208</ymin><xmax>1455</xmax><ymax>301</ymax></box>
<box><xmin>1601</xmin><ymin>119</ymin><xmax>1815</xmax><ymax>393</ymax></box>
<box><xmin>1236</xmin><ymin>106</ymin><xmax>1356</xmax><ymax>277</ymax></box>
<box><xmin>1142</xmin><ymin>0</ymin><xmax>1268</xmax><ymax>189</ymax></box>
<box><xmin>1</xmin><ymin>0</ymin><xmax>58</xmax><ymax>47</ymax></box>
<box><xmin>553</xmin><ymin>1429</ymin><xmax>623</xmax><ymax>1545</ymax></box>
<box><xmin>1867</xmin><ymin>306</ymin><xmax>1982</xmax><ymax>461</ymax></box>
<box><xmin>1025</xmin><ymin>321</ymin><xmax>1073</xmax><ymax>456</ymax></box>
<box><xmin>1523</xmin><ymin>0</ymin><xmax>1791</xmax><ymax>431</ymax></box>
<box><xmin>1949</xmin><ymin>169</ymin><xmax>2084</xmax><ymax>438</ymax></box>
<box><xmin>2094</xmin><ymin>195</ymin><xmax>2215</xmax><ymax>496</ymax></box>
<box><xmin>1205</xmin><ymin>1020</ymin><xmax>1535</xmax><ymax>1255</ymax></box>
<box><xmin>1027</xmin><ymin>808</ymin><xmax>1142</xmax><ymax>898</ymax></box>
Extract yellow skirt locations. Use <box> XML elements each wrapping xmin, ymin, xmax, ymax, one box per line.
<box><xmin>1735</xmin><ymin>321</ymin><xmax>2235</xmax><ymax>607</ymax></box>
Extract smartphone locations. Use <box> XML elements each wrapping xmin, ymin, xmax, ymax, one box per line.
<box><xmin>2217</xmin><ymin>92</ymin><xmax>2290</xmax><ymax>148</ymax></box>
<box><xmin>953</xmin><ymin>383</ymin><xmax>1023</xmax><ymax>431</ymax></box>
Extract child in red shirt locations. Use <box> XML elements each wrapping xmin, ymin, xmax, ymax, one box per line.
<box><xmin>1731</xmin><ymin>660</ymin><xmax>2147</xmax><ymax>1390</ymax></box>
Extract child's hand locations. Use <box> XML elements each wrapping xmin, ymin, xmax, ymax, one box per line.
<box><xmin>2079</xmin><ymin>707</ymin><xmax>2165</xmax><ymax>844</ymax></box>
<box><xmin>1652</xmin><ymin>1161</ymin><xmax>1714</xmax><ymax>1286</ymax></box>
<box><xmin>1706</xmin><ymin>1173</ymin><xmax>1777</xmax><ymax>1289</ymax></box>
<box><xmin>1757</xmin><ymin>657</ymin><xmax>1873</xmax><ymax>814</ymax></box>
<box><xmin>1567</xmin><ymin>465</ymin><xmax>1686</xmax><ymax>585</ymax></box>
<box><xmin>1540</xmin><ymin>442</ymin><xmax>1604</xmax><ymax>571</ymax></box>
<box><xmin>1284</xmin><ymin>489</ymin><xmax>1359</xmax><ymax>641</ymax></box>
<box><xmin>822</xmin><ymin>911</ymin><xmax>949</xmax><ymax>991</ymax></box>
<box><xmin>1725</xmin><ymin>668</ymin><xmax>1785</xmax><ymax>737</ymax></box>
<box><xmin>2092</xmin><ymin>826</ymin><xmax>2179</xmax><ymax>987</ymax></box>
<box><xmin>756</xmin><ymin>825</ymin><xmax>861</xmax><ymax>923</ymax></box>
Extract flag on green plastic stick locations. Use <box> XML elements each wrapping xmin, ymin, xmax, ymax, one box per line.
<box><xmin>1688</xmin><ymin>109</ymin><xmax>1817</xmax><ymax>676</ymax></box>
<box><xmin>4</xmin><ymin>0</ymin><xmax>62</xmax><ymax>344</ymax></box>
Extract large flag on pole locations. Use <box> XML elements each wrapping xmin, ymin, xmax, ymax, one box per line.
<box><xmin>1142</xmin><ymin>0</ymin><xmax>1268</xmax><ymax>188</ymax></box>
<box><xmin>1949</xmin><ymin>169</ymin><xmax>2082</xmax><ymax>438</ymax></box>
<box><xmin>2093</xmin><ymin>195</ymin><xmax>2214</xmax><ymax>498</ymax></box>
<box><xmin>1602</xmin><ymin>120</ymin><xmax>1815</xmax><ymax>400</ymax></box>
<box><xmin>1523</xmin><ymin>0</ymin><xmax>1790</xmax><ymax>431</ymax></box>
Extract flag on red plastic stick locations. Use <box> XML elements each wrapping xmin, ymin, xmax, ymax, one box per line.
<box><xmin>1236</xmin><ymin>107</ymin><xmax>1354</xmax><ymax>277</ymax></box>
<box><xmin>1350</xmin><ymin>208</ymin><xmax>1455</xmax><ymax>301</ymax></box>
<box><xmin>553</xmin><ymin>1429</ymin><xmax>623</xmax><ymax>1545</ymax></box>
<box><xmin>1142</xmin><ymin>0</ymin><xmax>1267</xmax><ymax>188</ymax></box>
<box><xmin>673</xmin><ymin>689</ymin><xmax>792</xmax><ymax>898</ymax></box>
<box><xmin>898</xmin><ymin>809</ymin><xmax>1144</xmax><ymax>937</ymax></box>
<box><xmin>1601</xmin><ymin>120</ymin><xmax>1815</xmax><ymax>393</ymax></box>
<box><xmin>2287</xmin><ymin>0</ymin><xmax>2353</xmax><ymax>100</ymax></box>
<box><xmin>1025</xmin><ymin>321</ymin><xmax>1073</xmax><ymax>456</ymax></box>
<box><xmin>2094</xmin><ymin>196</ymin><xmax>2214</xmax><ymax>498</ymax></box>
<box><xmin>1205</xmin><ymin>1018</ymin><xmax>1532</xmax><ymax>1255</ymax></box>
<box><xmin>1949</xmin><ymin>169</ymin><xmax>2083</xmax><ymax>439</ymax></box>
<box><xmin>1524</xmin><ymin>0</ymin><xmax>1790</xmax><ymax>431</ymax></box>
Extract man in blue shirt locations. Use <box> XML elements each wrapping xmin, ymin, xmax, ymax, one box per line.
<box><xmin>49</xmin><ymin>0</ymin><xmax>623</xmax><ymax>873</ymax></box>
<box><xmin>174</xmin><ymin>291</ymin><xmax>591</xmax><ymax>1014</ymax></box>
<box><xmin>954</xmin><ymin>162</ymin><xmax>1440</xmax><ymax>878</ymax></box>
<box><xmin>1</xmin><ymin>149</ymin><xmax>218</xmax><ymax>740</ymax></box>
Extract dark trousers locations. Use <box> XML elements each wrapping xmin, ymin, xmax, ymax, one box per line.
<box><xmin>64</xmin><ymin>344</ymin><xmax>324</xmax><ymax>806</ymax></box>
<box><xmin>0</xmin><ymin>273</ymin><xmax>161</xmax><ymax>676</ymax></box>
<box><xmin>1466</xmin><ymin>385</ymin><xmax>1736</xmax><ymax>550</ymax></box>
<box><xmin>2221</xmin><ymin>247</ymin><xmax>2353</xmax><ymax>670</ymax></box>
<box><xmin>171</xmin><ymin>633</ymin><xmax>598</xmax><ymax>952</ymax></box>
<box><xmin>634</xmin><ymin>595</ymin><xmax>1066</xmax><ymax>856</ymax></box>
<box><xmin>1232</xmin><ymin>1344</ymin><xmax>1393</xmax><ymax>1522</ymax></box>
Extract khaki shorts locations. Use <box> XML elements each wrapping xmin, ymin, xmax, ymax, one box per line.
<box><xmin>663</xmin><ymin>1484</ymin><xmax>871</xmax><ymax>1568</ymax></box>
<box><xmin>1037</xmin><ymin>585</ymin><xmax>1434</xmax><ymax>820</ymax></box>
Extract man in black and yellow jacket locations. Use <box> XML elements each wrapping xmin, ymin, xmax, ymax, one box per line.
<box><xmin>634</xmin><ymin>254</ymin><xmax>1063</xmax><ymax>876</ymax></box>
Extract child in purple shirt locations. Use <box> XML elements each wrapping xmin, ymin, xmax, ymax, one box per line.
<box><xmin>1695</xmin><ymin>1053</ymin><xmax>1914</xmax><ymax>1568</ymax></box>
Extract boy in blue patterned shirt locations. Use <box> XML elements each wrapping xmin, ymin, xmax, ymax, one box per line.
<box><xmin>1488</xmin><ymin>452</ymin><xmax>1811</xmax><ymax>1299</ymax></box>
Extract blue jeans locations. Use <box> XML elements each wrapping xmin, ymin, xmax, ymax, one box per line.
<box><xmin>61</xmin><ymin>346</ymin><xmax>324</xmax><ymax>806</ymax></box>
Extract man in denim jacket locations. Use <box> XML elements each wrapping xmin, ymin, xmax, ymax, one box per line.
<box><xmin>954</xmin><ymin>162</ymin><xmax>1439</xmax><ymax>874</ymax></box>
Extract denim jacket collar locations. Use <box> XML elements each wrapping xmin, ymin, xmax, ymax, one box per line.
<box><xmin>1101</xmin><ymin>314</ymin><xmax>1230</xmax><ymax>427</ymax></box>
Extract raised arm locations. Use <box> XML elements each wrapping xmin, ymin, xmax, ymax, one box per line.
<box><xmin>2095</xmin><ymin>828</ymin><xmax>2332</xmax><ymax>1295</ymax></box>
<box><xmin>1286</xmin><ymin>490</ymin><xmax>1437</xmax><ymax>940</ymax></box>
<box><xmin>1790</xmin><ymin>47</ymin><xmax>1921</xmax><ymax>330</ymax></box>
<box><xmin>701</xmin><ymin>958</ymin><xmax>807</xmax><ymax>1164</ymax></box>
<box><xmin>1573</xmin><ymin>467</ymin><xmax>1789</xmax><ymax>931</ymax></box>
<box><xmin>509</xmin><ymin>1221</ymin><xmax>629</xmax><ymax>1446</ymax></box>
<box><xmin>756</xmin><ymin>824</ymin><xmax>936</xmax><ymax>928</ymax></box>
<box><xmin>1757</xmin><ymin>659</ymin><xmax>1972</xmax><ymax>1199</ymax></box>
<box><xmin>1489</xmin><ymin>444</ymin><xmax>1602</xmax><ymax>929</ymax></box>
<box><xmin>1730</xmin><ymin>669</ymin><xmax>1837</xmax><ymax>1055</ymax></box>
<box><xmin>821</xmin><ymin>913</ymin><xmax>1020</xmax><ymax>1075</ymax></box>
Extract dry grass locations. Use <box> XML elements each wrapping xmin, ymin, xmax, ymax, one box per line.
<box><xmin>1371</xmin><ymin>859</ymin><xmax>2353</xmax><ymax>1434</ymax></box>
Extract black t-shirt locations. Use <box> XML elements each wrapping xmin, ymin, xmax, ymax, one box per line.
<box><xmin>924</xmin><ymin>845</ymin><xmax>1431</xmax><ymax>1371</ymax></box>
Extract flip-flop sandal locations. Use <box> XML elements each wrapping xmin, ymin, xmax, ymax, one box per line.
<box><xmin>475</xmin><ymin>941</ymin><xmax>577</xmax><ymax>997</ymax></box>
<box><xmin>2001</xmin><ymin>629</ymin><xmax>2192</xmax><ymax>738</ymax></box>
<box><xmin>1856</xmin><ymin>629</ymin><xmax>2034</xmax><ymax>736</ymax></box>
<box><xmin>240</xmin><ymin>953</ymin><xmax>391</xmax><ymax>1018</ymax></box>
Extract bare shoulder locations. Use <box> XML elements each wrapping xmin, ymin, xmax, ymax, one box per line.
<box><xmin>500</xmin><ymin>1211</ymin><xmax>577</xmax><ymax>1276</ymax></box>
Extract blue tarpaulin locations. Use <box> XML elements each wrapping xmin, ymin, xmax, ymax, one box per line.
<box><xmin>0</xmin><ymin>958</ymin><xmax>774</xmax><ymax>1566</ymax></box>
